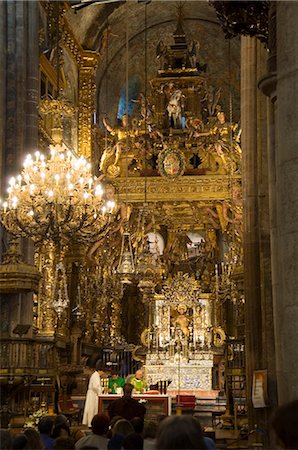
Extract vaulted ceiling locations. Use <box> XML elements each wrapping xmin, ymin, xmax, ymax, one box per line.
<box><xmin>65</xmin><ymin>1</ymin><xmax>240</xmax><ymax>123</ymax></box>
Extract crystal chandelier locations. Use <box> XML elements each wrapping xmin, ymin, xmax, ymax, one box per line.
<box><xmin>0</xmin><ymin>144</ymin><xmax>116</xmax><ymax>245</ymax></box>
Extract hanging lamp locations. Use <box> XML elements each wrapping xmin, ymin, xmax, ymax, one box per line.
<box><xmin>116</xmin><ymin>2</ymin><xmax>135</xmax><ymax>283</ymax></box>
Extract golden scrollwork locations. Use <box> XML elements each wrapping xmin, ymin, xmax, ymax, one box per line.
<box><xmin>213</xmin><ymin>326</ymin><xmax>226</xmax><ymax>347</ymax></box>
<box><xmin>78</xmin><ymin>52</ymin><xmax>98</xmax><ymax>158</ymax></box>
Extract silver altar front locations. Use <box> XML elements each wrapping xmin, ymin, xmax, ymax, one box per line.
<box><xmin>145</xmin><ymin>352</ymin><xmax>213</xmax><ymax>391</ymax></box>
<box><xmin>144</xmin><ymin>281</ymin><xmax>215</xmax><ymax>392</ymax></box>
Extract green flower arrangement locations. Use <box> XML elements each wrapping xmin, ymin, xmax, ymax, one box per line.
<box><xmin>24</xmin><ymin>408</ymin><xmax>48</xmax><ymax>429</ymax></box>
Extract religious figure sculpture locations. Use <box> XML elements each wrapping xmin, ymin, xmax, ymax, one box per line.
<box><xmin>166</xmin><ymin>87</ymin><xmax>185</xmax><ymax>129</ymax></box>
<box><xmin>202</xmin><ymin>85</ymin><xmax>221</xmax><ymax>117</ymax></box>
<box><xmin>173</xmin><ymin>304</ymin><xmax>190</xmax><ymax>337</ymax></box>
<box><xmin>100</xmin><ymin>114</ymin><xmax>135</xmax><ymax>177</ymax></box>
<box><xmin>156</xmin><ymin>40</ymin><xmax>169</xmax><ymax>70</ymax></box>
<box><xmin>188</xmin><ymin>40</ymin><xmax>200</xmax><ymax>69</ymax></box>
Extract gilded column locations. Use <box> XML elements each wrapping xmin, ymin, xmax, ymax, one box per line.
<box><xmin>78</xmin><ymin>51</ymin><xmax>98</xmax><ymax>159</ymax></box>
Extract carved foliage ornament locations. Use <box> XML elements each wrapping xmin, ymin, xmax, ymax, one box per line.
<box><xmin>162</xmin><ymin>272</ymin><xmax>201</xmax><ymax>308</ymax></box>
<box><xmin>209</xmin><ymin>1</ymin><xmax>269</xmax><ymax>44</ymax></box>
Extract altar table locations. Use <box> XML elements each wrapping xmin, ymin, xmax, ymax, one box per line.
<box><xmin>98</xmin><ymin>394</ymin><xmax>171</xmax><ymax>419</ymax></box>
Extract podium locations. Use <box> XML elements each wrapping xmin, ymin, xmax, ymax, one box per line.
<box><xmin>98</xmin><ymin>394</ymin><xmax>171</xmax><ymax>419</ymax></box>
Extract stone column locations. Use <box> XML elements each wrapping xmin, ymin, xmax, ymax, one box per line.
<box><xmin>258</xmin><ymin>2</ymin><xmax>279</xmax><ymax>417</ymax></box>
<box><xmin>241</xmin><ymin>35</ymin><xmax>277</xmax><ymax>439</ymax></box>
<box><xmin>0</xmin><ymin>1</ymin><xmax>6</xmax><ymax>256</ymax></box>
<box><xmin>0</xmin><ymin>0</ymin><xmax>39</xmax><ymax>334</ymax></box>
<box><xmin>241</xmin><ymin>36</ymin><xmax>262</xmax><ymax>429</ymax></box>
<box><xmin>273</xmin><ymin>2</ymin><xmax>298</xmax><ymax>403</ymax></box>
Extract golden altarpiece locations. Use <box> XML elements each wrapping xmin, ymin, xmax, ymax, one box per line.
<box><xmin>0</xmin><ymin>2</ymin><xmax>245</xmax><ymax>424</ymax></box>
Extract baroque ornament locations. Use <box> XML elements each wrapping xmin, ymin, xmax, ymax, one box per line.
<box><xmin>158</xmin><ymin>147</ymin><xmax>186</xmax><ymax>179</ymax></box>
<box><xmin>162</xmin><ymin>272</ymin><xmax>201</xmax><ymax>308</ymax></box>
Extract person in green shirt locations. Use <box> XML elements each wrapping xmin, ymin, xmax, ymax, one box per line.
<box><xmin>108</xmin><ymin>370</ymin><xmax>126</xmax><ymax>394</ymax></box>
<box><xmin>130</xmin><ymin>369</ymin><xmax>147</xmax><ymax>393</ymax></box>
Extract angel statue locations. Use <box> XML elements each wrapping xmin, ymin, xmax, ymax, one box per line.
<box><xmin>100</xmin><ymin>114</ymin><xmax>134</xmax><ymax>177</ymax></box>
<box><xmin>202</xmin><ymin>84</ymin><xmax>222</xmax><ymax>117</ymax></box>
<box><xmin>131</xmin><ymin>92</ymin><xmax>154</xmax><ymax>123</ymax></box>
<box><xmin>156</xmin><ymin>40</ymin><xmax>169</xmax><ymax>70</ymax></box>
<box><xmin>188</xmin><ymin>40</ymin><xmax>200</xmax><ymax>69</ymax></box>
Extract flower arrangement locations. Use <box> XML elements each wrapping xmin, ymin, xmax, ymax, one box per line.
<box><xmin>24</xmin><ymin>408</ymin><xmax>48</xmax><ymax>429</ymax></box>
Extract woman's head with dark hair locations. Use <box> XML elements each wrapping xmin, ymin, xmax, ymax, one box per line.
<box><xmin>37</xmin><ymin>416</ymin><xmax>55</xmax><ymax>435</ymax></box>
<box><xmin>156</xmin><ymin>416</ymin><xmax>207</xmax><ymax>450</ymax></box>
<box><xmin>91</xmin><ymin>413</ymin><xmax>110</xmax><ymax>436</ymax></box>
<box><xmin>23</xmin><ymin>428</ymin><xmax>43</xmax><ymax>450</ymax></box>
<box><xmin>271</xmin><ymin>399</ymin><xmax>298</xmax><ymax>449</ymax></box>
<box><xmin>122</xmin><ymin>432</ymin><xmax>143</xmax><ymax>450</ymax></box>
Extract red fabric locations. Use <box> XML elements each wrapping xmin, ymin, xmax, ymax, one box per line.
<box><xmin>176</xmin><ymin>395</ymin><xmax>196</xmax><ymax>408</ymax></box>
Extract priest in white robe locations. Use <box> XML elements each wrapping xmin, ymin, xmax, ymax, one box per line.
<box><xmin>82</xmin><ymin>360</ymin><xmax>105</xmax><ymax>427</ymax></box>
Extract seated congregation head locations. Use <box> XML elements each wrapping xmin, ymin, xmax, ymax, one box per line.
<box><xmin>12</xmin><ymin>434</ymin><xmax>27</xmax><ymax>450</ymax></box>
<box><xmin>107</xmin><ymin>416</ymin><xmax>123</xmax><ymax>439</ymax></box>
<box><xmin>122</xmin><ymin>432</ymin><xmax>143</xmax><ymax>450</ymax></box>
<box><xmin>143</xmin><ymin>420</ymin><xmax>158</xmax><ymax>440</ymax></box>
<box><xmin>53</xmin><ymin>437</ymin><xmax>75</xmax><ymax>450</ymax></box>
<box><xmin>38</xmin><ymin>416</ymin><xmax>55</xmax><ymax>436</ymax></box>
<box><xmin>156</xmin><ymin>415</ymin><xmax>207</xmax><ymax>450</ymax></box>
<box><xmin>271</xmin><ymin>399</ymin><xmax>298</xmax><ymax>449</ymax></box>
<box><xmin>112</xmin><ymin>419</ymin><xmax>134</xmax><ymax>437</ymax></box>
<box><xmin>52</xmin><ymin>419</ymin><xmax>70</xmax><ymax>439</ymax></box>
<box><xmin>130</xmin><ymin>417</ymin><xmax>144</xmax><ymax>434</ymax></box>
<box><xmin>0</xmin><ymin>429</ymin><xmax>12</xmax><ymax>450</ymax></box>
<box><xmin>91</xmin><ymin>413</ymin><xmax>110</xmax><ymax>436</ymax></box>
<box><xmin>23</xmin><ymin>428</ymin><xmax>43</xmax><ymax>450</ymax></box>
<box><xmin>123</xmin><ymin>383</ymin><xmax>134</xmax><ymax>397</ymax></box>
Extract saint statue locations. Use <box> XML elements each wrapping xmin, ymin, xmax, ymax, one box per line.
<box><xmin>173</xmin><ymin>304</ymin><xmax>190</xmax><ymax>337</ymax></box>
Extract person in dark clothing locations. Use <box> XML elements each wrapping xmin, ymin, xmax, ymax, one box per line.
<box><xmin>108</xmin><ymin>383</ymin><xmax>146</xmax><ymax>421</ymax></box>
<box><xmin>0</xmin><ymin>429</ymin><xmax>12</xmax><ymax>450</ymax></box>
<box><xmin>271</xmin><ymin>399</ymin><xmax>298</xmax><ymax>449</ymax></box>
<box><xmin>38</xmin><ymin>416</ymin><xmax>55</xmax><ymax>450</ymax></box>
<box><xmin>12</xmin><ymin>435</ymin><xmax>27</xmax><ymax>450</ymax></box>
<box><xmin>53</xmin><ymin>437</ymin><xmax>75</xmax><ymax>450</ymax></box>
